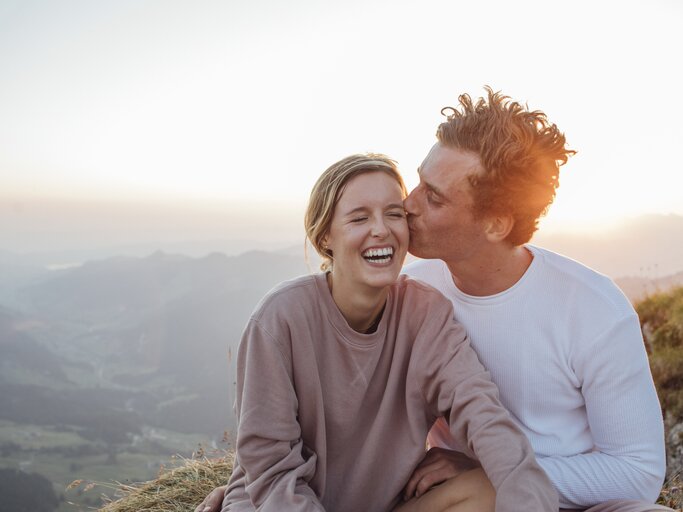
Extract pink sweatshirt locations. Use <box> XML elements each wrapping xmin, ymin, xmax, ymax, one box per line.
<box><xmin>223</xmin><ymin>273</ymin><xmax>557</xmax><ymax>512</ymax></box>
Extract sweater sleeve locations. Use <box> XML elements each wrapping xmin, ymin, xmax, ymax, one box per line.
<box><xmin>229</xmin><ymin>319</ymin><xmax>325</xmax><ymax>512</ymax></box>
<box><xmin>417</xmin><ymin>297</ymin><xmax>558</xmax><ymax>512</ymax></box>
<box><xmin>537</xmin><ymin>313</ymin><xmax>666</xmax><ymax>509</ymax></box>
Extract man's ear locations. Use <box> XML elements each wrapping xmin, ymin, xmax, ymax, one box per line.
<box><xmin>484</xmin><ymin>214</ymin><xmax>514</xmax><ymax>243</ymax></box>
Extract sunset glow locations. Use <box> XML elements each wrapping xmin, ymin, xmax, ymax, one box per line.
<box><xmin>1</xmin><ymin>0</ymin><xmax>682</xmax><ymax>251</ymax></box>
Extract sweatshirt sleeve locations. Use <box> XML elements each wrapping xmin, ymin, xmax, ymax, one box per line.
<box><xmin>537</xmin><ymin>313</ymin><xmax>666</xmax><ymax>509</ymax></box>
<box><xmin>230</xmin><ymin>318</ymin><xmax>325</xmax><ymax>511</ymax></box>
<box><xmin>416</xmin><ymin>296</ymin><xmax>558</xmax><ymax>512</ymax></box>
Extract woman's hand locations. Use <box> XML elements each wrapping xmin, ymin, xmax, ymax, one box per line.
<box><xmin>402</xmin><ymin>447</ymin><xmax>480</xmax><ymax>500</ymax></box>
<box><xmin>194</xmin><ymin>485</ymin><xmax>227</xmax><ymax>512</ymax></box>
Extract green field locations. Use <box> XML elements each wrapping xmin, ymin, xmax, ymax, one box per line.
<box><xmin>0</xmin><ymin>419</ymin><xmax>222</xmax><ymax>511</ymax></box>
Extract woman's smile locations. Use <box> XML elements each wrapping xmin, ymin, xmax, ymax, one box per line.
<box><xmin>361</xmin><ymin>245</ymin><xmax>395</xmax><ymax>265</ymax></box>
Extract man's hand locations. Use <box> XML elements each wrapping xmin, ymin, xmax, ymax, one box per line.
<box><xmin>194</xmin><ymin>485</ymin><xmax>227</xmax><ymax>512</ymax></box>
<box><xmin>402</xmin><ymin>447</ymin><xmax>480</xmax><ymax>500</ymax></box>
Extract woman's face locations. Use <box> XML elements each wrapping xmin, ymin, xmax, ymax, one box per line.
<box><xmin>324</xmin><ymin>171</ymin><xmax>408</xmax><ymax>292</ymax></box>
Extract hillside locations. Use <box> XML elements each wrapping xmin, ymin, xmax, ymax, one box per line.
<box><xmin>0</xmin><ymin>250</ymin><xmax>310</xmax><ymax>511</ymax></box>
<box><xmin>637</xmin><ymin>286</ymin><xmax>683</xmax><ymax>480</ymax></box>
<box><xmin>616</xmin><ymin>272</ymin><xmax>683</xmax><ymax>303</ymax></box>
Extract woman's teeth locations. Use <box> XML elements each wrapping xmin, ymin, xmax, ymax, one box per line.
<box><xmin>362</xmin><ymin>247</ymin><xmax>393</xmax><ymax>264</ymax></box>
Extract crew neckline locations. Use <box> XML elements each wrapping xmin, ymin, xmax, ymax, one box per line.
<box><xmin>313</xmin><ymin>273</ymin><xmax>390</xmax><ymax>348</ymax></box>
<box><xmin>441</xmin><ymin>245</ymin><xmax>542</xmax><ymax>305</ymax></box>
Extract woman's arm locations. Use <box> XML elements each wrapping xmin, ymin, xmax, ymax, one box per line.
<box><xmin>229</xmin><ymin>319</ymin><xmax>324</xmax><ymax>511</ymax></box>
<box><xmin>414</xmin><ymin>296</ymin><xmax>557</xmax><ymax>512</ymax></box>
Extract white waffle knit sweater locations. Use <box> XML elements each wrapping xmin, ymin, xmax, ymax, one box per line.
<box><xmin>404</xmin><ymin>245</ymin><xmax>665</xmax><ymax>509</ymax></box>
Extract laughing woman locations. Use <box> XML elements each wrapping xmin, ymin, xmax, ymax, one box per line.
<box><xmin>221</xmin><ymin>154</ymin><xmax>556</xmax><ymax>512</ymax></box>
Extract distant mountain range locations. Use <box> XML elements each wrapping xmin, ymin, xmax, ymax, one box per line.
<box><xmin>2</xmin><ymin>213</ymin><xmax>681</xmax><ymax>278</ymax></box>
<box><xmin>532</xmin><ymin>214</ymin><xmax>683</xmax><ymax>278</ymax></box>
<box><xmin>0</xmin><ymin>250</ymin><xmax>311</xmax><ymax>440</ymax></box>
<box><xmin>0</xmin><ymin>213</ymin><xmax>681</xmax><ymax>440</ymax></box>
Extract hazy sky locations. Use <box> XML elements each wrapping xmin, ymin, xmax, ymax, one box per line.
<box><xmin>1</xmin><ymin>0</ymin><xmax>682</xmax><ymax>253</ymax></box>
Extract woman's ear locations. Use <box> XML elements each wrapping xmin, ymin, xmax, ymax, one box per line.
<box><xmin>321</xmin><ymin>234</ymin><xmax>332</xmax><ymax>254</ymax></box>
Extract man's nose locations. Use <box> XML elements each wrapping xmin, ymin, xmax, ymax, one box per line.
<box><xmin>404</xmin><ymin>188</ymin><xmax>418</xmax><ymax>215</ymax></box>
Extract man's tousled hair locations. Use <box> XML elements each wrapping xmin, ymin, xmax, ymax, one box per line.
<box><xmin>437</xmin><ymin>86</ymin><xmax>576</xmax><ymax>245</ymax></box>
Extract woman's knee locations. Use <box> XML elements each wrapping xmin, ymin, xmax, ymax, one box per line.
<box><xmin>444</xmin><ymin>468</ymin><xmax>495</xmax><ymax>508</ymax></box>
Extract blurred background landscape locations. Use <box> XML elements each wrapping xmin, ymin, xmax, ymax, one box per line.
<box><xmin>1</xmin><ymin>0</ymin><xmax>682</xmax><ymax>510</ymax></box>
<box><xmin>1</xmin><ymin>215</ymin><xmax>683</xmax><ymax>510</ymax></box>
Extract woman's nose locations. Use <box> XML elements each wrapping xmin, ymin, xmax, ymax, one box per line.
<box><xmin>371</xmin><ymin>218</ymin><xmax>390</xmax><ymax>238</ymax></box>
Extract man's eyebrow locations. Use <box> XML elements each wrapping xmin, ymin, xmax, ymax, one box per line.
<box><xmin>417</xmin><ymin>167</ymin><xmax>446</xmax><ymax>199</ymax></box>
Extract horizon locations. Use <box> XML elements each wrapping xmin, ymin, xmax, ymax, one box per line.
<box><xmin>1</xmin><ymin>193</ymin><xmax>681</xmax><ymax>256</ymax></box>
<box><xmin>2</xmin><ymin>210</ymin><xmax>682</xmax><ymax>283</ymax></box>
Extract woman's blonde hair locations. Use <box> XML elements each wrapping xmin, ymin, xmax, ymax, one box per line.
<box><xmin>304</xmin><ymin>153</ymin><xmax>406</xmax><ymax>271</ymax></box>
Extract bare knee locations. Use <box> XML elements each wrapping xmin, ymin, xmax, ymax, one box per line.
<box><xmin>442</xmin><ymin>468</ymin><xmax>495</xmax><ymax>511</ymax></box>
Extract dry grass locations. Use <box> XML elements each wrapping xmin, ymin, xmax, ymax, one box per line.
<box><xmin>68</xmin><ymin>454</ymin><xmax>683</xmax><ymax>511</ymax></box>
<box><xmin>68</xmin><ymin>455</ymin><xmax>232</xmax><ymax>512</ymax></box>
<box><xmin>659</xmin><ymin>473</ymin><xmax>683</xmax><ymax>511</ymax></box>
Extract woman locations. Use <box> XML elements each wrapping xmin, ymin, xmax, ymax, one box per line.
<box><xmin>218</xmin><ymin>154</ymin><xmax>556</xmax><ymax>511</ymax></box>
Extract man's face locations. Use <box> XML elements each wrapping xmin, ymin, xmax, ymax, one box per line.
<box><xmin>404</xmin><ymin>143</ymin><xmax>489</xmax><ymax>263</ymax></box>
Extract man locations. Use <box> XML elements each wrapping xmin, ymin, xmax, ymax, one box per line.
<box><xmin>196</xmin><ymin>89</ymin><xmax>669</xmax><ymax>512</ymax></box>
<box><xmin>399</xmin><ymin>88</ymin><xmax>668</xmax><ymax>512</ymax></box>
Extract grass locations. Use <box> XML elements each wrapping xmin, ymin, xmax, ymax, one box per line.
<box><xmin>65</xmin><ymin>454</ymin><xmax>683</xmax><ymax>512</ymax></box>
<box><xmin>659</xmin><ymin>473</ymin><xmax>683</xmax><ymax>510</ymax></box>
<box><xmin>68</xmin><ymin>455</ymin><xmax>232</xmax><ymax>512</ymax></box>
